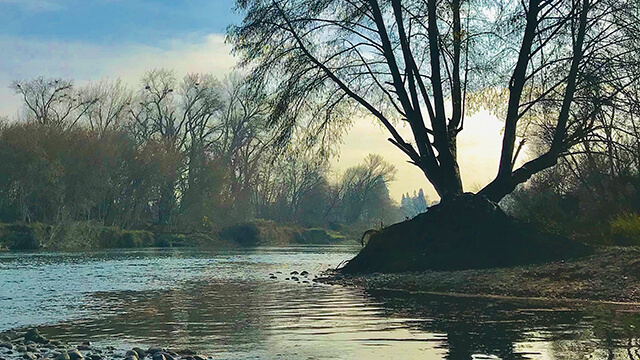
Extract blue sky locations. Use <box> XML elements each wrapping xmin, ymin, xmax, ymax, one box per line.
<box><xmin>0</xmin><ymin>0</ymin><xmax>241</xmax><ymax>45</ymax></box>
<box><xmin>0</xmin><ymin>0</ymin><xmax>241</xmax><ymax>119</ymax></box>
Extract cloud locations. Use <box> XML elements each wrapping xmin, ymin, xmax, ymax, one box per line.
<box><xmin>0</xmin><ymin>33</ymin><xmax>236</xmax><ymax>116</ymax></box>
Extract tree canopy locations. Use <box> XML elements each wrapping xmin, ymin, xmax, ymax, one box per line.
<box><xmin>229</xmin><ymin>0</ymin><xmax>640</xmax><ymax>202</ymax></box>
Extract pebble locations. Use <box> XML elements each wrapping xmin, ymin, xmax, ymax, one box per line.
<box><xmin>131</xmin><ymin>348</ymin><xmax>145</xmax><ymax>358</ymax></box>
<box><xmin>67</xmin><ymin>350</ymin><xmax>83</xmax><ymax>360</ymax></box>
<box><xmin>0</xmin><ymin>330</ymin><xmax>219</xmax><ymax>360</ymax></box>
<box><xmin>147</xmin><ymin>348</ymin><xmax>162</xmax><ymax>356</ymax></box>
<box><xmin>23</xmin><ymin>330</ymin><xmax>48</xmax><ymax>345</ymax></box>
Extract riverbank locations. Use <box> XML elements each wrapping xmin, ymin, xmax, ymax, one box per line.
<box><xmin>0</xmin><ymin>220</ymin><xmax>355</xmax><ymax>251</ymax></box>
<box><xmin>0</xmin><ymin>328</ymin><xmax>214</xmax><ymax>360</ymax></box>
<box><xmin>320</xmin><ymin>246</ymin><xmax>640</xmax><ymax>303</ymax></box>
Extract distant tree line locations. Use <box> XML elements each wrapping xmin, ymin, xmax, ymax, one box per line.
<box><xmin>401</xmin><ymin>189</ymin><xmax>429</xmax><ymax>219</ymax></box>
<box><xmin>0</xmin><ymin>72</ymin><xmax>402</xmax><ymax>232</ymax></box>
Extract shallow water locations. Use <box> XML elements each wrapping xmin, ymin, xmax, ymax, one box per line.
<box><xmin>1</xmin><ymin>246</ymin><xmax>639</xmax><ymax>359</ymax></box>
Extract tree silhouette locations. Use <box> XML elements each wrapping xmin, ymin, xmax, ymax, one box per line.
<box><xmin>230</xmin><ymin>0</ymin><xmax>640</xmax><ymax>202</ymax></box>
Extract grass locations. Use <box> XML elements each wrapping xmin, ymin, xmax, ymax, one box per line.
<box><xmin>0</xmin><ymin>222</ymin><xmax>222</xmax><ymax>251</ymax></box>
<box><xmin>610</xmin><ymin>212</ymin><xmax>640</xmax><ymax>246</ymax></box>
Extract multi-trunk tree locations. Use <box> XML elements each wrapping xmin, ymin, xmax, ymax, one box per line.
<box><xmin>229</xmin><ymin>0</ymin><xmax>640</xmax><ymax>202</ymax></box>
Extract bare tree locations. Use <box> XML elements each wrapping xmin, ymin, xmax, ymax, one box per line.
<box><xmin>339</xmin><ymin>154</ymin><xmax>397</xmax><ymax>223</ymax></box>
<box><xmin>230</xmin><ymin>0</ymin><xmax>640</xmax><ymax>202</ymax></box>
<box><xmin>80</xmin><ymin>79</ymin><xmax>132</xmax><ymax>136</ymax></box>
<box><xmin>11</xmin><ymin>77</ymin><xmax>97</xmax><ymax>129</ymax></box>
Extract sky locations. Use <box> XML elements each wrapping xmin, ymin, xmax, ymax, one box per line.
<box><xmin>0</xmin><ymin>0</ymin><xmax>507</xmax><ymax>202</ymax></box>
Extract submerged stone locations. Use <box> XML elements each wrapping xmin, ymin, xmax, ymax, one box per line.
<box><xmin>24</xmin><ymin>329</ymin><xmax>48</xmax><ymax>345</ymax></box>
<box><xmin>67</xmin><ymin>349</ymin><xmax>83</xmax><ymax>360</ymax></box>
<box><xmin>55</xmin><ymin>353</ymin><xmax>70</xmax><ymax>360</ymax></box>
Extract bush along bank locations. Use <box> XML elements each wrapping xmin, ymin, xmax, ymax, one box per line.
<box><xmin>0</xmin><ymin>222</ymin><xmax>224</xmax><ymax>251</ymax></box>
<box><xmin>217</xmin><ymin>219</ymin><xmax>351</xmax><ymax>246</ymax></box>
<box><xmin>0</xmin><ymin>220</ymin><xmax>354</xmax><ymax>251</ymax></box>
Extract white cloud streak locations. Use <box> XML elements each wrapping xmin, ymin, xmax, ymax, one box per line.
<box><xmin>0</xmin><ymin>33</ymin><xmax>236</xmax><ymax>117</ymax></box>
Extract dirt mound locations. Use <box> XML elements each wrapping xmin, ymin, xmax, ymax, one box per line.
<box><xmin>341</xmin><ymin>193</ymin><xmax>592</xmax><ymax>274</ymax></box>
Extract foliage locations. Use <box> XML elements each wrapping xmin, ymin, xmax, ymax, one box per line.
<box><xmin>1</xmin><ymin>73</ymin><xmax>408</xmax><ymax>249</ymax></box>
<box><xmin>610</xmin><ymin>212</ymin><xmax>640</xmax><ymax>246</ymax></box>
<box><xmin>503</xmin><ymin>142</ymin><xmax>640</xmax><ymax>244</ymax></box>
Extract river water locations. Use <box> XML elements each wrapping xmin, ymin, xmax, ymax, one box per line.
<box><xmin>0</xmin><ymin>246</ymin><xmax>638</xmax><ymax>359</ymax></box>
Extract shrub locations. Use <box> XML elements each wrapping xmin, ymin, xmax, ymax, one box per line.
<box><xmin>218</xmin><ymin>223</ymin><xmax>260</xmax><ymax>246</ymax></box>
<box><xmin>115</xmin><ymin>230</ymin><xmax>155</xmax><ymax>248</ymax></box>
<box><xmin>610</xmin><ymin>212</ymin><xmax>640</xmax><ymax>246</ymax></box>
<box><xmin>0</xmin><ymin>224</ymin><xmax>39</xmax><ymax>250</ymax></box>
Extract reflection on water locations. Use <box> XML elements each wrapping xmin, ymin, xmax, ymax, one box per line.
<box><xmin>2</xmin><ymin>247</ymin><xmax>640</xmax><ymax>359</ymax></box>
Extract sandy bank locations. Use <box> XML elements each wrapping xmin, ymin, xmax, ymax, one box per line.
<box><xmin>320</xmin><ymin>246</ymin><xmax>640</xmax><ymax>304</ymax></box>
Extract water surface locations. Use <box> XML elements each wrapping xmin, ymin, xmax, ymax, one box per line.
<box><xmin>1</xmin><ymin>246</ymin><xmax>638</xmax><ymax>359</ymax></box>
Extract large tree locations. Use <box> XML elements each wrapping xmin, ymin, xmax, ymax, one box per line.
<box><xmin>229</xmin><ymin>0</ymin><xmax>640</xmax><ymax>202</ymax></box>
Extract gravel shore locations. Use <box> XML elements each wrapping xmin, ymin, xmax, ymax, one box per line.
<box><xmin>320</xmin><ymin>246</ymin><xmax>640</xmax><ymax>304</ymax></box>
<box><xmin>0</xmin><ymin>329</ymin><xmax>213</xmax><ymax>360</ymax></box>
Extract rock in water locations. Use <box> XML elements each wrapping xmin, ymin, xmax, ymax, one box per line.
<box><xmin>147</xmin><ymin>348</ymin><xmax>163</xmax><ymax>356</ymax></box>
<box><xmin>132</xmin><ymin>348</ymin><xmax>146</xmax><ymax>358</ymax></box>
<box><xmin>23</xmin><ymin>329</ymin><xmax>48</xmax><ymax>345</ymax></box>
<box><xmin>124</xmin><ymin>350</ymin><xmax>138</xmax><ymax>360</ymax></box>
<box><xmin>22</xmin><ymin>353</ymin><xmax>37</xmax><ymax>360</ymax></box>
<box><xmin>67</xmin><ymin>349</ymin><xmax>84</xmax><ymax>360</ymax></box>
<box><xmin>55</xmin><ymin>353</ymin><xmax>71</xmax><ymax>360</ymax></box>
<box><xmin>152</xmin><ymin>353</ymin><xmax>166</xmax><ymax>360</ymax></box>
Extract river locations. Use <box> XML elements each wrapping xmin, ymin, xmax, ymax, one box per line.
<box><xmin>0</xmin><ymin>246</ymin><xmax>637</xmax><ymax>359</ymax></box>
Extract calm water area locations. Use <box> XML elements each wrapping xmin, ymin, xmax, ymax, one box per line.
<box><xmin>1</xmin><ymin>246</ymin><xmax>639</xmax><ymax>359</ymax></box>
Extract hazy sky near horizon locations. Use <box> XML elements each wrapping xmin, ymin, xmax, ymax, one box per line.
<box><xmin>0</xmin><ymin>0</ymin><xmax>507</xmax><ymax>201</ymax></box>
